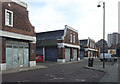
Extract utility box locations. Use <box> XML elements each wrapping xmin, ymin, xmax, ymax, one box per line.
<box><xmin>88</xmin><ymin>58</ymin><xmax>94</xmax><ymax>67</ymax></box>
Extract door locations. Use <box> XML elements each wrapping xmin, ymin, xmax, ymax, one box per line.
<box><xmin>65</xmin><ymin>48</ymin><xmax>70</xmax><ymax>61</ymax></box>
<box><xmin>73</xmin><ymin>49</ymin><xmax>77</xmax><ymax>61</ymax></box>
<box><xmin>19</xmin><ymin>46</ymin><xmax>24</xmax><ymax>67</ymax></box>
<box><xmin>80</xmin><ymin>51</ymin><xmax>84</xmax><ymax>59</ymax></box>
<box><xmin>45</xmin><ymin>47</ymin><xmax>57</xmax><ymax>62</ymax></box>
<box><xmin>13</xmin><ymin>46</ymin><xmax>19</xmax><ymax>69</ymax></box>
<box><xmin>6</xmin><ymin>45</ymin><xmax>13</xmax><ymax>70</ymax></box>
<box><xmin>24</xmin><ymin>47</ymin><xmax>29</xmax><ymax>67</ymax></box>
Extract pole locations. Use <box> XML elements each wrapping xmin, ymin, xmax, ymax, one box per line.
<box><xmin>103</xmin><ymin>2</ymin><xmax>105</xmax><ymax>68</ymax></box>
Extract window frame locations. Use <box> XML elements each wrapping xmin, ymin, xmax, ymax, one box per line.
<box><xmin>73</xmin><ymin>35</ymin><xmax>76</xmax><ymax>43</ymax></box>
<box><xmin>5</xmin><ymin>9</ymin><xmax>13</xmax><ymax>27</ymax></box>
<box><xmin>70</xmin><ymin>34</ymin><xmax>72</xmax><ymax>43</ymax></box>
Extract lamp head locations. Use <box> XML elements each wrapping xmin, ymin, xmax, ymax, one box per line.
<box><xmin>97</xmin><ymin>5</ymin><xmax>101</xmax><ymax>7</ymax></box>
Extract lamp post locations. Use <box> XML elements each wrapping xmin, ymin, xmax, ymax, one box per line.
<box><xmin>97</xmin><ymin>1</ymin><xmax>105</xmax><ymax>68</ymax></box>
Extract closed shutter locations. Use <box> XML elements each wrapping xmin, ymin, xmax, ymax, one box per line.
<box><xmin>6</xmin><ymin>41</ymin><xmax>29</xmax><ymax>70</ymax></box>
<box><xmin>65</xmin><ymin>48</ymin><xmax>70</xmax><ymax>62</ymax></box>
<box><xmin>45</xmin><ymin>47</ymin><xmax>57</xmax><ymax>62</ymax></box>
<box><xmin>13</xmin><ymin>46</ymin><xmax>19</xmax><ymax>69</ymax></box>
<box><xmin>19</xmin><ymin>47</ymin><xmax>24</xmax><ymax>67</ymax></box>
<box><xmin>24</xmin><ymin>47</ymin><xmax>29</xmax><ymax>67</ymax></box>
<box><xmin>73</xmin><ymin>49</ymin><xmax>77</xmax><ymax>61</ymax></box>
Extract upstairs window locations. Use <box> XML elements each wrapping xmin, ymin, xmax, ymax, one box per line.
<box><xmin>70</xmin><ymin>34</ymin><xmax>72</xmax><ymax>42</ymax></box>
<box><xmin>5</xmin><ymin>9</ymin><xmax>13</xmax><ymax>27</ymax></box>
<box><xmin>73</xmin><ymin>35</ymin><xmax>76</xmax><ymax>43</ymax></box>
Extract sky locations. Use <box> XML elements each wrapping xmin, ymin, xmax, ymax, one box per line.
<box><xmin>22</xmin><ymin>0</ymin><xmax>119</xmax><ymax>42</ymax></box>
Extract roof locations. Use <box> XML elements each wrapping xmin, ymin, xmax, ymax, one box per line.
<box><xmin>1</xmin><ymin>0</ymin><xmax>27</xmax><ymax>8</ymax></box>
<box><xmin>80</xmin><ymin>39</ymin><xmax>88</xmax><ymax>47</ymax></box>
<box><xmin>36</xmin><ymin>30</ymin><xmax>64</xmax><ymax>40</ymax></box>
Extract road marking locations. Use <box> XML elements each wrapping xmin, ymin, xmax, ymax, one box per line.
<box><xmin>75</xmin><ymin>79</ymin><xmax>86</xmax><ymax>82</ymax></box>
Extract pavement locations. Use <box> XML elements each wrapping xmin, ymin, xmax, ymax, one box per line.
<box><xmin>84</xmin><ymin>58</ymin><xmax>119</xmax><ymax>82</ymax></box>
<box><xmin>84</xmin><ymin>62</ymin><xmax>115</xmax><ymax>73</ymax></box>
<box><xmin>1</xmin><ymin>65</ymin><xmax>47</xmax><ymax>74</ymax></box>
<box><xmin>100</xmin><ymin>61</ymin><xmax>118</xmax><ymax>82</ymax></box>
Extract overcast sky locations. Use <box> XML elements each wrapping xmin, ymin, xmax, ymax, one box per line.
<box><xmin>22</xmin><ymin>0</ymin><xmax>119</xmax><ymax>42</ymax></box>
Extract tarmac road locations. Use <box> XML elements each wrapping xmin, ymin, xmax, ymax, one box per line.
<box><xmin>2</xmin><ymin>59</ymin><xmax>106</xmax><ymax>82</ymax></box>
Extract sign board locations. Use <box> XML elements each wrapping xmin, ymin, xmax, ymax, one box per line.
<box><xmin>108</xmin><ymin>49</ymin><xmax>116</xmax><ymax>54</ymax></box>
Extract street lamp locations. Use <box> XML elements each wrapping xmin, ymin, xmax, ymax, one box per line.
<box><xmin>97</xmin><ymin>1</ymin><xmax>105</xmax><ymax>68</ymax></box>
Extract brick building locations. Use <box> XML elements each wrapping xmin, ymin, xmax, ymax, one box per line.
<box><xmin>96</xmin><ymin>39</ymin><xmax>108</xmax><ymax>53</ymax></box>
<box><xmin>80</xmin><ymin>38</ymin><xmax>99</xmax><ymax>59</ymax></box>
<box><xmin>36</xmin><ymin>25</ymin><xmax>80</xmax><ymax>63</ymax></box>
<box><xmin>0</xmin><ymin>0</ymin><xmax>36</xmax><ymax>70</ymax></box>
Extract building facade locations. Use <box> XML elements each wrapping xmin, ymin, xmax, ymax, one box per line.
<box><xmin>96</xmin><ymin>39</ymin><xmax>108</xmax><ymax>53</ymax></box>
<box><xmin>80</xmin><ymin>37</ymin><xmax>99</xmax><ymax>59</ymax></box>
<box><xmin>36</xmin><ymin>25</ymin><xmax>80</xmax><ymax>63</ymax></box>
<box><xmin>108</xmin><ymin>33</ymin><xmax>120</xmax><ymax>48</ymax></box>
<box><xmin>0</xmin><ymin>0</ymin><xmax>36</xmax><ymax>70</ymax></box>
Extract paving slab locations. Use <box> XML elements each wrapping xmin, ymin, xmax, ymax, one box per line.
<box><xmin>100</xmin><ymin>62</ymin><xmax>118</xmax><ymax>82</ymax></box>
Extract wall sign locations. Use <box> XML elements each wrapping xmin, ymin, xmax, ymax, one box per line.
<box><xmin>108</xmin><ymin>49</ymin><xmax>116</xmax><ymax>54</ymax></box>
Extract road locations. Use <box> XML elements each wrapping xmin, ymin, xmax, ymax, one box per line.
<box><xmin>2</xmin><ymin>58</ymin><xmax>117</xmax><ymax>82</ymax></box>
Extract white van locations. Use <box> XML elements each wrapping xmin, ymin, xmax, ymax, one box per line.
<box><xmin>100</xmin><ymin>53</ymin><xmax>117</xmax><ymax>62</ymax></box>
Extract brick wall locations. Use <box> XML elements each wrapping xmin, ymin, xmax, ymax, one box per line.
<box><xmin>57</xmin><ymin>48</ymin><xmax>65</xmax><ymax>59</ymax></box>
<box><xmin>29</xmin><ymin>43</ymin><xmax>36</xmax><ymax>61</ymax></box>
<box><xmin>2</xmin><ymin>2</ymin><xmax>35</xmax><ymax>36</ymax></box>
<box><xmin>0</xmin><ymin>1</ymin><xmax>2</xmax><ymax>30</ymax></box>
<box><xmin>88</xmin><ymin>39</ymin><xmax>95</xmax><ymax>49</ymax></box>
<box><xmin>64</xmin><ymin>28</ymin><xmax>79</xmax><ymax>45</ymax></box>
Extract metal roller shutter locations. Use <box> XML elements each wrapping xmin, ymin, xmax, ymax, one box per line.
<box><xmin>45</xmin><ymin>47</ymin><xmax>57</xmax><ymax>62</ymax></box>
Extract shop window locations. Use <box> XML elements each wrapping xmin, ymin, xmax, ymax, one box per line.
<box><xmin>19</xmin><ymin>46</ymin><xmax>23</xmax><ymax>48</ymax></box>
<box><xmin>13</xmin><ymin>46</ymin><xmax>18</xmax><ymax>48</ymax></box>
<box><xmin>6</xmin><ymin>45</ymin><xmax>12</xmax><ymax>48</ymax></box>
<box><xmin>5</xmin><ymin>9</ymin><xmax>13</xmax><ymax>27</ymax></box>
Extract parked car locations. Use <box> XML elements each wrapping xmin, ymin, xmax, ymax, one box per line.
<box><xmin>100</xmin><ymin>53</ymin><xmax>117</xmax><ymax>62</ymax></box>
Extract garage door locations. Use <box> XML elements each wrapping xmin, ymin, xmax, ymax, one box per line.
<box><xmin>73</xmin><ymin>49</ymin><xmax>77</xmax><ymax>61</ymax></box>
<box><xmin>45</xmin><ymin>47</ymin><xmax>57</xmax><ymax>62</ymax></box>
<box><xmin>65</xmin><ymin>48</ymin><xmax>70</xmax><ymax>62</ymax></box>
